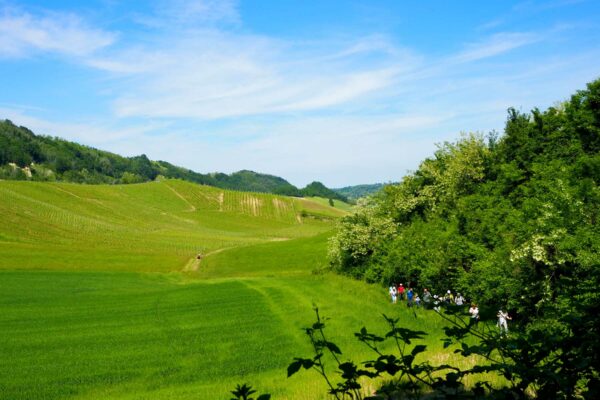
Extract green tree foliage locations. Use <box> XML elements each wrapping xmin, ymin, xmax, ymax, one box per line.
<box><xmin>326</xmin><ymin>79</ymin><xmax>600</xmax><ymax>395</ymax></box>
<box><xmin>333</xmin><ymin>183</ymin><xmax>389</xmax><ymax>203</ymax></box>
<box><xmin>0</xmin><ymin>121</ymin><xmax>342</xmax><ymax>197</ymax></box>
<box><xmin>291</xmin><ymin>305</ymin><xmax>600</xmax><ymax>399</ymax></box>
<box><xmin>230</xmin><ymin>383</ymin><xmax>270</xmax><ymax>400</ymax></box>
<box><xmin>236</xmin><ymin>300</ymin><xmax>599</xmax><ymax>399</ymax></box>
<box><xmin>301</xmin><ymin>181</ymin><xmax>348</xmax><ymax>202</ymax></box>
<box><xmin>219</xmin><ymin>170</ymin><xmax>302</xmax><ymax>196</ymax></box>
<box><xmin>328</xmin><ymin>198</ymin><xmax>396</xmax><ymax>279</ymax></box>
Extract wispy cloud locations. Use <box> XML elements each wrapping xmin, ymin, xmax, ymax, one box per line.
<box><xmin>161</xmin><ymin>0</ymin><xmax>240</xmax><ymax>24</ymax></box>
<box><xmin>0</xmin><ymin>106</ymin><xmax>160</xmax><ymax>147</ymax></box>
<box><xmin>0</xmin><ymin>8</ymin><xmax>115</xmax><ymax>58</ymax></box>
<box><xmin>2</xmin><ymin>1</ymin><xmax>598</xmax><ymax>186</ymax></box>
<box><xmin>94</xmin><ymin>113</ymin><xmax>448</xmax><ymax>186</ymax></box>
<box><xmin>94</xmin><ymin>30</ymin><xmax>419</xmax><ymax>119</ymax></box>
<box><xmin>133</xmin><ymin>0</ymin><xmax>240</xmax><ymax>29</ymax></box>
<box><xmin>450</xmin><ymin>32</ymin><xmax>541</xmax><ymax>64</ymax></box>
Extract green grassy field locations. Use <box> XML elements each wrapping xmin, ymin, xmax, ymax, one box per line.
<box><xmin>0</xmin><ymin>180</ymin><xmax>481</xmax><ymax>399</ymax></box>
<box><xmin>0</xmin><ymin>180</ymin><xmax>340</xmax><ymax>272</ymax></box>
<box><xmin>304</xmin><ymin>197</ymin><xmax>354</xmax><ymax>213</ymax></box>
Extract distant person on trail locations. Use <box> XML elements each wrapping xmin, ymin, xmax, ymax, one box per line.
<box><xmin>422</xmin><ymin>288</ymin><xmax>432</xmax><ymax>307</ymax></box>
<box><xmin>444</xmin><ymin>290</ymin><xmax>454</xmax><ymax>304</ymax></box>
<box><xmin>398</xmin><ymin>283</ymin><xmax>405</xmax><ymax>301</ymax></box>
<box><xmin>407</xmin><ymin>288</ymin><xmax>414</xmax><ymax>307</ymax></box>
<box><xmin>469</xmin><ymin>303</ymin><xmax>480</xmax><ymax>326</ymax></box>
<box><xmin>415</xmin><ymin>295</ymin><xmax>421</xmax><ymax>308</ymax></box>
<box><xmin>389</xmin><ymin>285</ymin><xmax>397</xmax><ymax>303</ymax></box>
<box><xmin>455</xmin><ymin>293</ymin><xmax>465</xmax><ymax>306</ymax></box>
<box><xmin>497</xmin><ymin>310</ymin><xmax>511</xmax><ymax>334</ymax></box>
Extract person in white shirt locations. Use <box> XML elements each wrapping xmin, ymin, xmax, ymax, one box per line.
<box><xmin>497</xmin><ymin>310</ymin><xmax>511</xmax><ymax>334</ymax></box>
<box><xmin>469</xmin><ymin>303</ymin><xmax>479</xmax><ymax>326</ymax></box>
<box><xmin>455</xmin><ymin>293</ymin><xmax>465</xmax><ymax>306</ymax></box>
<box><xmin>389</xmin><ymin>285</ymin><xmax>397</xmax><ymax>303</ymax></box>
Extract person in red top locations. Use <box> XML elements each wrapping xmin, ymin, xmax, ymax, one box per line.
<box><xmin>397</xmin><ymin>283</ymin><xmax>405</xmax><ymax>301</ymax></box>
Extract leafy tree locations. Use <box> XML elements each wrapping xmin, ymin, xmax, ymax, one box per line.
<box><xmin>120</xmin><ymin>171</ymin><xmax>145</xmax><ymax>184</ymax></box>
<box><xmin>301</xmin><ymin>181</ymin><xmax>348</xmax><ymax>202</ymax></box>
<box><xmin>328</xmin><ymin>198</ymin><xmax>396</xmax><ymax>279</ymax></box>
<box><xmin>324</xmin><ymin>79</ymin><xmax>600</xmax><ymax>397</ymax></box>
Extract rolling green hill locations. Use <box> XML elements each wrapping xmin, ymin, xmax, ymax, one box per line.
<box><xmin>0</xmin><ymin>179</ymin><xmax>345</xmax><ymax>272</ymax></box>
<box><xmin>0</xmin><ymin>120</ymin><xmax>343</xmax><ymax>199</ymax></box>
<box><xmin>300</xmin><ymin>181</ymin><xmax>347</xmax><ymax>202</ymax></box>
<box><xmin>304</xmin><ymin>196</ymin><xmax>355</xmax><ymax>214</ymax></box>
<box><xmin>0</xmin><ymin>179</ymin><xmax>469</xmax><ymax>399</ymax></box>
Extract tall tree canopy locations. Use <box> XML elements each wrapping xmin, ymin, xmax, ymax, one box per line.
<box><xmin>329</xmin><ymin>80</ymin><xmax>600</xmax><ymax>396</ymax></box>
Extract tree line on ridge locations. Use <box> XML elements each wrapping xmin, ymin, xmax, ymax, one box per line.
<box><xmin>0</xmin><ymin>120</ymin><xmax>347</xmax><ymax>201</ymax></box>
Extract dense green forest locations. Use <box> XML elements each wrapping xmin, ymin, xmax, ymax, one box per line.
<box><xmin>323</xmin><ymin>79</ymin><xmax>600</xmax><ymax>398</ymax></box>
<box><xmin>0</xmin><ymin>120</ymin><xmax>348</xmax><ymax>200</ymax></box>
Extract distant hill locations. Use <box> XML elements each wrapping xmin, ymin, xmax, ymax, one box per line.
<box><xmin>204</xmin><ymin>170</ymin><xmax>302</xmax><ymax>196</ymax></box>
<box><xmin>300</xmin><ymin>181</ymin><xmax>347</xmax><ymax>202</ymax></box>
<box><xmin>333</xmin><ymin>183</ymin><xmax>389</xmax><ymax>202</ymax></box>
<box><xmin>0</xmin><ymin>119</ymin><xmax>338</xmax><ymax>197</ymax></box>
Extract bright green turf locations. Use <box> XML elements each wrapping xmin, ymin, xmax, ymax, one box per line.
<box><xmin>0</xmin><ymin>180</ymin><xmax>339</xmax><ymax>272</ymax></box>
<box><xmin>0</xmin><ymin>180</ymin><xmax>483</xmax><ymax>400</ymax></box>
<box><xmin>0</xmin><ymin>270</ymin><xmax>466</xmax><ymax>400</ymax></box>
<box><xmin>306</xmin><ymin>197</ymin><xmax>354</xmax><ymax>212</ymax></box>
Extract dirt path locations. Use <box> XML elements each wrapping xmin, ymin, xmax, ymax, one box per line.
<box><xmin>181</xmin><ymin>238</ymin><xmax>291</xmax><ymax>273</ymax></box>
<box><xmin>182</xmin><ymin>248</ymin><xmax>230</xmax><ymax>272</ymax></box>
<box><xmin>52</xmin><ymin>185</ymin><xmax>84</xmax><ymax>199</ymax></box>
<box><xmin>182</xmin><ymin>257</ymin><xmax>201</xmax><ymax>272</ymax></box>
<box><xmin>164</xmin><ymin>183</ymin><xmax>196</xmax><ymax>212</ymax></box>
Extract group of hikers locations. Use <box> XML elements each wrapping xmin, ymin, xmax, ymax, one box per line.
<box><xmin>388</xmin><ymin>283</ymin><xmax>512</xmax><ymax>333</ymax></box>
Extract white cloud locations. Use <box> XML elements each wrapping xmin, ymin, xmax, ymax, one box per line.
<box><xmin>91</xmin><ymin>29</ymin><xmax>418</xmax><ymax>119</ymax></box>
<box><xmin>0</xmin><ymin>107</ymin><xmax>159</xmax><ymax>148</ymax></box>
<box><xmin>2</xmin><ymin>2</ymin><xmax>597</xmax><ymax>186</ymax></box>
<box><xmin>0</xmin><ymin>9</ymin><xmax>115</xmax><ymax>58</ymax></box>
<box><xmin>450</xmin><ymin>32</ymin><xmax>541</xmax><ymax>64</ymax></box>
<box><xmin>162</xmin><ymin>0</ymin><xmax>240</xmax><ymax>24</ymax></box>
<box><xmin>133</xmin><ymin>0</ymin><xmax>240</xmax><ymax>29</ymax></box>
<box><xmin>96</xmin><ymin>113</ymin><xmax>447</xmax><ymax>187</ymax></box>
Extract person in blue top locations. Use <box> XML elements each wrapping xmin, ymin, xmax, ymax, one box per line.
<box><xmin>406</xmin><ymin>288</ymin><xmax>414</xmax><ymax>307</ymax></box>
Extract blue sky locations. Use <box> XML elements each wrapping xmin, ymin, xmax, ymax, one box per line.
<box><xmin>1</xmin><ymin>0</ymin><xmax>599</xmax><ymax>187</ymax></box>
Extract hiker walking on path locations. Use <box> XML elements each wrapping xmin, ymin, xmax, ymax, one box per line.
<box><xmin>422</xmin><ymin>289</ymin><xmax>432</xmax><ymax>307</ymax></box>
<box><xmin>389</xmin><ymin>285</ymin><xmax>397</xmax><ymax>303</ymax></box>
<box><xmin>397</xmin><ymin>283</ymin><xmax>405</xmax><ymax>301</ymax></box>
<box><xmin>469</xmin><ymin>303</ymin><xmax>480</xmax><ymax>326</ymax></box>
<box><xmin>415</xmin><ymin>294</ymin><xmax>421</xmax><ymax>308</ymax></box>
<box><xmin>455</xmin><ymin>293</ymin><xmax>465</xmax><ymax>306</ymax></box>
<box><xmin>444</xmin><ymin>290</ymin><xmax>454</xmax><ymax>304</ymax></box>
<box><xmin>497</xmin><ymin>310</ymin><xmax>511</xmax><ymax>334</ymax></box>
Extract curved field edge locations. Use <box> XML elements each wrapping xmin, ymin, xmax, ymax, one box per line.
<box><xmin>0</xmin><ymin>180</ymin><xmax>498</xmax><ymax>399</ymax></box>
<box><xmin>0</xmin><ymin>270</ymin><xmax>489</xmax><ymax>400</ymax></box>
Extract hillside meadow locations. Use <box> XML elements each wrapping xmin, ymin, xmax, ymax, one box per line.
<box><xmin>0</xmin><ymin>180</ymin><xmax>477</xmax><ymax>399</ymax></box>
